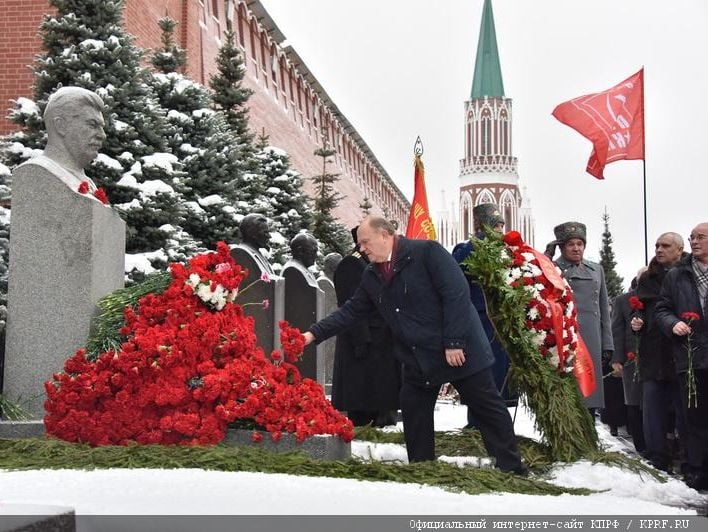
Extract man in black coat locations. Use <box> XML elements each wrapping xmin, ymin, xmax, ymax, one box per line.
<box><xmin>303</xmin><ymin>216</ymin><xmax>525</xmax><ymax>473</ymax></box>
<box><xmin>331</xmin><ymin>228</ymin><xmax>401</xmax><ymax>427</ymax></box>
<box><xmin>622</xmin><ymin>234</ymin><xmax>686</xmax><ymax>474</ymax></box>
<box><xmin>610</xmin><ymin>273</ymin><xmax>646</xmax><ymax>454</ymax></box>
<box><xmin>655</xmin><ymin>223</ymin><xmax>708</xmax><ymax>490</ymax></box>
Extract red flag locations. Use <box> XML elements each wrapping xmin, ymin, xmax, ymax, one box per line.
<box><xmin>552</xmin><ymin>69</ymin><xmax>644</xmax><ymax>179</ymax></box>
<box><xmin>405</xmin><ymin>155</ymin><xmax>437</xmax><ymax>240</ymax></box>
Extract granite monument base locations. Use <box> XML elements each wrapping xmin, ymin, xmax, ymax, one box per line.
<box><xmin>223</xmin><ymin>428</ymin><xmax>350</xmax><ymax>461</ymax></box>
<box><xmin>0</xmin><ymin>420</ymin><xmax>44</xmax><ymax>439</ymax></box>
<box><xmin>0</xmin><ymin>504</ymin><xmax>75</xmax><ymax>532</ymax></box>
<box><xmin>4</xmin><ymin>163</ymin><xmax>125</xmax><ymax>419</ymax></box>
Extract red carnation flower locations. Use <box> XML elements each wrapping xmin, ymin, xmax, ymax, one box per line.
<box><xmin>77</xmin><ymin>181</ymin><xmax>89</xmax><ymax>194</ymax></box>
<box><xmin>628</xmin><ymin>296</ymin><xmax>644</xmax><ymax>311</ymax></box>
<box><xmin>681</xmin><ymin>311</ymin><xmax>701</xmax><ymax>323</ymax></box>
<box><xmin>93</xmin><ymin>188</ymin><xmax>109</xmax><ymax>205</ymax></box>
<box><xmin>626</xmin><ymin>351</ymin><xmax>636</xmax><ymax>362</ymax></box>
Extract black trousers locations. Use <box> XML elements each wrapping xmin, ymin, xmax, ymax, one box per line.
<box><xmin>642</xmin><ymin>378</ymin><xmax>685</xmax><ymax>468</ymax></box>
<box><xmin>677</xmin><ymin>369</ymin><xmax>708</xmax><ymax>475</ymax></box>
<box><xmin>626</xmin><ymin>404</ymin><xmax>646</xmax><ymax>454</ymax></box>
<box><xmin>399</xmin><ymin>366</ymin><xmax>523</xmax><ymax>471</ymax></box>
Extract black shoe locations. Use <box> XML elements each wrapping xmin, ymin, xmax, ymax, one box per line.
<box><xmin>684</xmin><ymin>471</ymin><xmax>708</xmax><ymax>491</ymax></box>
<box><xmin>650</xmin><ymin>459</ymin><xmax>672</xmax><ymax>474</ymax></box>
<box><xmin>500</xmin><ymin>464</ymin><xmax>529</xmax><ymax>477</ymax></box>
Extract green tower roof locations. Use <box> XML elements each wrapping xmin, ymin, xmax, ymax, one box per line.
<box><xmin>471</xmin><ymin>0</ymin><xmax>505</xmax><ymax>99</ymax></box>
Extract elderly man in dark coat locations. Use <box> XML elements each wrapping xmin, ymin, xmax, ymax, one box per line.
<box><xmin>622</xmin><ymin>234</ymin><xmax>686</xmax><ymax>474</ymax></box>
<box><xmin>547</xmin><ymin>222</ymin><xmax>613</xmax><ymax>415</ymax></box>
<box><xmin>655</xmin><ymin>223</ymin><xmax>708</xmax><ymax>490</ymax></box>
<box><xmin>302</xmin><ymin>216</ymin><xmax>525</xmax><ymax>473</ymax></box>
<box><xmin>331</xmin><ymin>227</ymin><xmax>401</xmax><ymax>427</ymax></box>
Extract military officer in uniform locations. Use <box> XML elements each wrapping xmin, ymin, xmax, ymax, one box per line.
<box><xmin>546</xmin><ymin>222</ymin><xmax>613</xmax><ymax>415</ymax></box>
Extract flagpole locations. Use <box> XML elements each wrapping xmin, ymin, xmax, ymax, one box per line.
<box><xmin>641</xmin><ymin>67</ymin><xmax>648</xmax><ymax>265</ymax></box>
<box><xmin>642</xmin><ymin>161</ymin><xmax>648</xmax><ymax>265</ymax></box>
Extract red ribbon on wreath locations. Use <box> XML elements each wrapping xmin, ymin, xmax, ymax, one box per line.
<box><xmin>530</xmin><ymin>247</ymin><xmax>596</xmax><ymax>397</ymax></box>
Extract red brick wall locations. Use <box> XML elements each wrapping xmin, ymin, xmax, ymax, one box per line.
<box><xmin>0</xmin><ymin>0</ymin><xmax>409</xmax><ymax>229</ymax></box>
<box><xmin>0</xmin><ymin>1</ymin><xmax>52</xmax><ymax>135</ymax></box>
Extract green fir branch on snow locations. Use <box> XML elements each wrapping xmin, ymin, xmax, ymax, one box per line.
<box><xmin>0</xmin><ymin>437</ymin><xmax>593</xmax><ymax>497</ymax></box>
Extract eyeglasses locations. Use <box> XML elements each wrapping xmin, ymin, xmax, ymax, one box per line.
<box><xmin>689</xmin><ymin>234</ymin><xmax>708</xmax><ymax>242</ymax></box>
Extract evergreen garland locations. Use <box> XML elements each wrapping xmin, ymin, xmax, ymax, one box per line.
<box><xmin>462</xmin><ymin>231</ymin><xmax>598</xmax><ymax>461</ymax></box>
<box><xmin>0</xmin><ymin>438</ymin><xmax>590</xmax><ymax>496</ymax></box>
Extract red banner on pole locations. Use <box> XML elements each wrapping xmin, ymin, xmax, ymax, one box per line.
<box><xmin>552</xmin><ymin>69</ymin><xmax>644</xmax><ymax>179</ymax></box>
<box><xmin>405</xmin><ymin>155</ymin><xmax>437</xmax><ymax>240</ymax></box>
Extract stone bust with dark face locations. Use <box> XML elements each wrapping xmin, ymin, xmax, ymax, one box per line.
<box><xmin>240</xmin><ymin>214</ymin><xmax>271</xmax><ymax>250</ymax></box>
<box><xmin>290</xmin><ymin>233</ymin><xmax>318</xmax><ymax>268</ymax></box>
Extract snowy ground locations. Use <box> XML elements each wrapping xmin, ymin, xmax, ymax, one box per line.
<box><xmin>0</xmin><ymin>401</ymin><xmax>706</xmax><ymax>517</ymax></box>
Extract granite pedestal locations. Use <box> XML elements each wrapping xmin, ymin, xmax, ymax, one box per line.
<box><xmin>282</xmin><ymin>262</ymin><xmax>324</xmax><ymax>382</ymax></box>
<box><xmin>231</xmin><ymin>246</ymin><xmax>283</xmax><ymax>354</ymax></box>
<box><xmin>3</xmin><ymin>163</ymin><xmax>125</xmax><ymax>419</ymax></box>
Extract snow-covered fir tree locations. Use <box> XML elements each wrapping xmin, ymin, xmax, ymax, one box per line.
<box><xmin>252</xmin><ymin>132</ymin><xmax>313</xmax><ymax>270</ymax></box>
<box><xmin>209</xmin><ymin>29</ymin><xmax>254</xmax><ymax>159</ymax></box>
<box><xmin>359</xmin><ymin>196</ymin><xmax>373</xmax><ymax>216</ymax></box>
<box><xmin>600</xmin><ymin>208</ymin><xmax>624</xmax><ymax>299</ymax></box>
<box><xmin>207</xmin><ymin>27</ymin><xmax>268</xmax><ymax>221</ymax></box>
<box><xmin>148</xmin><ymin>16</ymin><xmax>244</xmax><ymax>250</ymax></box>
<box><xmin>310</xmin><ymin>145</ymin><xmax>352</xmax><ymax>256</ymax></box>
<box><xmin>0</xmin><ymin>0</ymin><xmax>189</xmax><ymax>260</ymax></box>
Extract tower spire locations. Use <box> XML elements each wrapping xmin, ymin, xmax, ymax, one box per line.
<box><xmin>471</xmin><ymin>0</ymin><xmax>505</xmax><ymax>99</ymax></box>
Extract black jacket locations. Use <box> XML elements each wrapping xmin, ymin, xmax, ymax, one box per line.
<box><xmin>310</xmin><ymin>237</ymin><xmax>494</xmax><ymax>387</ymax></box>
<box><xmin>655</xmin><ymin>254</ymin><xmax>708</xmax><ymax>373</ymax></box>
<box><xmin>633</xmin><ymin>264</ymin><xmax>677</xmax><ymax>381</ymax></box>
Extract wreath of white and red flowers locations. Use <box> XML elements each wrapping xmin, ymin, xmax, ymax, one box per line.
<box><xmin>44</xmin><ymin>242</ymin><xmax>354</xmax><ymax>446</ymax></box>
<box><xmin>502</xmin><ymin>231</ymin><xmax>579</xmax><ymax>373</ymax></box>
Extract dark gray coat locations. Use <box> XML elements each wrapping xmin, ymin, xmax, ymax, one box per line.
<box><xmin>611</xmin><ymin>290</ymin><xmax>642</xmax><ymax>405</ymax></box>
<box><xmin>556</xmin><ymin>257</ymin><xmax>614</xmax><ymax>408</ymax></box>
<box><xmin>310</xmin><ymin>237</ymin><xmax>494</xmax><ymax>387</ymax></box>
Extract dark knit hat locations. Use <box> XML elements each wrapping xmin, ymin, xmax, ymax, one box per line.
<box><xmin>473</xmin><ymin>204</ymin><xmax>505</xmax><ymax>230</ymax></box>
<box><xmin>553</xmin><ymin>221</ymin><xmax>587</xmax><ymax>244</ymax></box>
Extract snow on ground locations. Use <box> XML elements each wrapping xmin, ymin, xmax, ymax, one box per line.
<box><xmin>0</xmin><ymin>402</ymin><xmax>706</xmax><ymax>516</ymax></box>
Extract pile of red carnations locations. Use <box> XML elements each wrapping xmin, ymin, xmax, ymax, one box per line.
<box><xmin>44</xmin><ymin>242</ymin><xmax>354</xmax><ymax>446</ymax></box>
<box><xmin>503</xmin><ymin>231</ymin><xmax>580</xmax><ymax>373</ymax></box>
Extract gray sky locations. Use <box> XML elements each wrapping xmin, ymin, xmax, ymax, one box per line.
<box><xmin>259</xmin><ymin>0</ymin><xmax>708</xmax><ymax>287</ymax></box>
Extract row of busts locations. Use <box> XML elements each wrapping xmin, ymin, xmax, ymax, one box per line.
<box><xmin>233</xmin><ymin>214</ymin><xmax>339</xmax><ymax>384</ymax></box>
<box><xmin>236</xmin><ymin>213</ymin><xmax>342</xmax><ymax>282</ymax></box>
